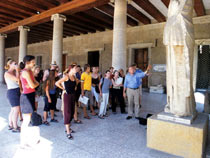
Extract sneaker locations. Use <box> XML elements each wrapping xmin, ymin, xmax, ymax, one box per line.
<box><xmin>126</xmin><ymin>116</ymin><xmax>132</xmax><ymax>120</ymax></box>
<box><xmin>98</xmin><ymin>116</ymin><xmax>104</xmax><ymax>119</ymax></box>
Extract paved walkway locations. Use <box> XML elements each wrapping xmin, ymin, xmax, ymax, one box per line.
<box><xmin>0</xmin><ymin>84</ymin><xmax>186</xmax><ymax>158</ymax></box>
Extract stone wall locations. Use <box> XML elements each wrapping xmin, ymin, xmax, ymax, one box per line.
<box><xmin>5</xmin><ymin>17</ymin><xmax>210</xmax><ymax>87</ymax></box>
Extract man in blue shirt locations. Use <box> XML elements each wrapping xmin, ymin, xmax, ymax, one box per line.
<box><xmin>123</xmin><ymin>65</ymin><xmax>151</xmax><ymax>120</ymax></box>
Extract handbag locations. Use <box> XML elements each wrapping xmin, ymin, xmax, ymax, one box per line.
<box><xmin>31</xmin><ymin>112</ymin><xmax>42</xmax><ymax>126</ymax></box>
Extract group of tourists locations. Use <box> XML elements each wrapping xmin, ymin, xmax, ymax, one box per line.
<box><xmin>4</xmin><ymin>55</ymin><xmax>151</xmax><ymax>142</ymax></box>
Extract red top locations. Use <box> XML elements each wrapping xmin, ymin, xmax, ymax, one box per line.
<box><xmin>20</xmin><ymin>69</ymin><xmax>36</xmax><ymax>94</ymax></box>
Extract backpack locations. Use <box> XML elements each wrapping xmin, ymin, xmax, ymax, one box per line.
<box><xmin>31</xmin><ymin>112</ymin><xmax>42</xmax><ymax>126</ymax></box>
<box><xmin>100</xmin><ymin>77</ymin><xmax>105</xmax><ymax>90</ymax></box>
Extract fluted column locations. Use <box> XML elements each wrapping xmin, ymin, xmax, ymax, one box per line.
<box><xmin>112</xmin><ymin>0</ymin><xmax>127</xmax><ymax>71</ymax></box>
<box><xmin>51</xmin><ymin>14</ymin><xmax>66</xmax><ymax>70</ymax></box>
<box><xmin>18</xmin><ymin>26</ymin><xmax>30</xmax><ymax>63</ymax></box>
<box><xmin>0</xmin><ymin>34</ymin><xmax>7</xmax><ymax>83</ymax></box>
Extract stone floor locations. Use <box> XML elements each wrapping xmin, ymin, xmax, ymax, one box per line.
<box><xmin>0</xmin><ymin>84</ymin><xmax>207</xmax><ymax>158</ymax></box>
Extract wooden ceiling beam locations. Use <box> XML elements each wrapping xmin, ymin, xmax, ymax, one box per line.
<box><xmin>195</xmin><ymin>0</ymin><xmax>206</xmax><ymax>16</ymax></box>
<box><xmin>133</xmin><ymin>0</ymin><xmax>166</xmax><ymax>22</ymax></box>
<box><xmin>0</xmin><ymin>7</ymin><xmax>28</xmax><ymax>19</ymax></box>
<box><xmin>85</xmin><ymin>8</ymin><xmax>113</xmax><ymax>25</ymax></box>
<box><xmin>30</xmin><ymin>0</ymin><xmax>57</xmax><ymax>9</ymax></box>
<box><xmin>0</xmin><ymin>0</ymin><xmax>110</xmax><ymax>34</ymax></box>
<box><xmin>57</xmin><ymin>0</ymin><xmax>69</xmax><ymax>4</ymax></box>
<box><xmin>67</xmin><ymin>15</ymin><xmax>103</xmax><ymax>31</ymax></box>
<box><xmin>65</xmin><ymin>21</ymin><xmax>94</xmax><ymax>33</ymax></box>
<box><xmin>0</xmin><ymin>1</ymin><xmax>35</xmax><ymax>16</ymax></box>
<box><xmin>7</xmin><ymin>0</ymin><xmax>47</xmax><ymax>12</ymax></box>
<box><xmin>97</xmin><ymin>4</ymin><xmax>138</xmax><ymax>26</ymax></box>
<box><xmin>64</xmin><ymin>23</ymin><xmax>88</xmax><ymax>34</ymax></box>
<box><xmin>127</xmin><ymin>4</ymin><xmax>151</xmax><ymax>24</ymax></box>
<box><xmin>74</xmin><ymin>12</ymin><xmax>112</xmax><ymax>29</ymax></box>
<box><xmin>0</xmin><ymin>13</ymin><xmax>22</xmax><ymax>22</ymax></box>
<box><xmin>161</xmin><ymin>0</ymin><xmax>170</xmax><ymax>8</ymax></box>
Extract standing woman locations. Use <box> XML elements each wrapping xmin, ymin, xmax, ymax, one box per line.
<box><xmin>56</xmin><ymin>65</ymin><xmax>77</xmax><ymax>140</ymax></box>
<box><xmin>43</xmin><ymin>70</ymin><xmax>58</xmax><ymax>124</ymax></box>
<box><xmin>19</xmin><ymin>55</ymin><xmax>39</xmax><ymax>145</ymax></box>
<box><xmin>111</xmin><ymin>70</ymin><xmax>126</xmax><ymax>114</ymax></box>
<box><xmin>91</xmin><ymin>67</ymin><xmax>100</xmax><ymax>109</ymax></box>
<box><xmin>4</xmin><ymin>60</ymin><xmax>21</xmax><ymax>132</ymax></box>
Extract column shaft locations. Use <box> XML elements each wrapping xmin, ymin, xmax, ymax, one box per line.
<box><xmin>18</xmin><ymin>26</ymin><xmax>30</xmax><ymax>63</ymax></box>
<box><xmin>112</xmin><ymin>0</ymin><xmax>127</xmax><ymax>71</ymax></box>
<box><xmin>0</xmin><ymin>34</ymin><xmax>6</xmax><ymax>83</ymax></box>
<box><xmin>51</xmin><ymin>14</ymin><xmax>66</xmax><ymax>70</ymax></box>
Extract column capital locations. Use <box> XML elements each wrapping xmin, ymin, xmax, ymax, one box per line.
<box><xmin>0</xmin><ymin>34</ymin><xmax>7</xmax><ymax>38</ymax></box>
<box><xmin>51</xmin><ymin>14</ymin><xmax>67</xmax><ymax>22</ymax></box>
<box><xmin>110</xmin><ymin>0</ymin><xmax>132</xmax><ymax>4</ymax></box>
<box><xmin>18</xmin><ymin>26</ymin><xmax>30</xmax><ymax>32</ymax></box>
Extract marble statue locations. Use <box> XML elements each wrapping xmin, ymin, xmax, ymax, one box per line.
<box><xmin>163</xmin><ymin>0</ymin><xmax>196</xmax><ymax>117</ymax></box>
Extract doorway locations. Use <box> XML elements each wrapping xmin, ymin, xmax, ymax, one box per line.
<box><xmin>62</xmin><ymin>54</ymin><xmax>67</xmax><ymax>72</ymax></box>
<box><xmin>134</xmin><ymin>48</ymin><xmax>149</xmax><ymax>88</ymax></box>
<box><xmin>88</xmin><ymin>51</ymin><xmax>100</xmax><ymax>67</ymax></box>
<box><xmin>196</xmin><ymin>45</ymin><xmax>210</xmax><ymax>90</ymax></box>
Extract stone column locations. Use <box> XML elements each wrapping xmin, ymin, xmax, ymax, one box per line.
<box><xmin>51</xmin><ymin>14</ymin><xmax>66</xmax><ymax>70</ymax></box>
<box><xmin>18</xmin><ymin>26</ymin><xmax>30</xmax><ymax>63</ymax></box>
<box><xmin>112</xmin><ymin>0</ymin><xmax>127</xmax><ymax>71</ymax></box>
<box><xmin>0</xmin><ymin>34</ymin><xmax>7</xmax><ymax>83</ymax></box>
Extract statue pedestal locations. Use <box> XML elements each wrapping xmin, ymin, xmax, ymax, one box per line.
<box><xmin>147</xmin><ymin>112</ymin><xmax>209</xmax><ymax>158</ymax></box>
<box><xmin>157</xmin><ymin>111</ymin><xmax>196</xmax><ymax>125</ymax></box>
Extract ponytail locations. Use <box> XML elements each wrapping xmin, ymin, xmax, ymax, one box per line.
<box><xmin>19</xmin><ymin>62</ymin><xmax>25</xmax><ymax>70</ymax></box>
<box><xmin>4</xmin><ymin>59</ymin><xmax>14</xmax><ymax>70</ymax></box>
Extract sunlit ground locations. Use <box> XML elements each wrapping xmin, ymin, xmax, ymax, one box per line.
<box><xmin>0</xmin><ymin>83</ymin><xmax>209</xmax><ymax>158</ymax></box>
<box><xmin>13</xmin><ymin>136</ymin><xmax>53</xmax><ymax>158</ymax></box>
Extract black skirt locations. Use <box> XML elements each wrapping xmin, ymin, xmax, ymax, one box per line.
<box><xmin>7</xmin><ymin>88</ymin><xmax>20</xmax><ymax>107</ymax></box>
<box><xmin>20</xmin><ymin>92</ymin><xmax>35</xmax><ymax>114</ymax></box>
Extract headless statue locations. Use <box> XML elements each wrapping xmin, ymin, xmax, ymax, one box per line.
<box><xmin>163</xmin><ymin>0</ymin><xmax>196</xmax><ymax>117</ymax></box>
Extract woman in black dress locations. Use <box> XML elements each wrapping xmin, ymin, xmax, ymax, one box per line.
<box><xmin>55</xmin><ymin>64</ymin><xmax>77</xmax><ymax>140</ymax></box>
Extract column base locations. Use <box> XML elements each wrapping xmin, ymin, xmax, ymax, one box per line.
<box><xmin>147</xmin><ymin>112</ymin><xmax>209</xmax><ymax>158</ymax></box>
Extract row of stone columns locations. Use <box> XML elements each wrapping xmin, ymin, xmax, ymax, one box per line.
<box><xmin>0</xmin><ymin>0</ymin><xmax>128</xmax><ymax>83</ymax></box>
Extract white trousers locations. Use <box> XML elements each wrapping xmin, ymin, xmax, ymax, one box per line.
<box><xmin>99</xmin><ymin>93</ymin><xmax>109</xmax><ymax>116</ymax></box>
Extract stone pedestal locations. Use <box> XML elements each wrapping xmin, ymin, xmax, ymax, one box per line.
<box><xmin>147</xmin><ymin>113</ymin><xmax>209</xmax><ymax>158</ymax></box>
<box><xmin>18</xmin><ymin>26</ymin><xmax>30</xmax><ymax>63</ymax></box>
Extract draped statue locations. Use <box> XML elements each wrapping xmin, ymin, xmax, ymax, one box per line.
<box><xmin>163</xmin><ymin>0</ymin><xmax>196</xmax><ymax>117</ymax></box>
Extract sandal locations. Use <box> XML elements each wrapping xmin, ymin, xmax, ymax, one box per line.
<box><xmin>84</xmin><ymin>116</ymin><xmax>91</xmax><ymax>119</ymax></box>
<box><xmin>74</xmin><ymin>120</ymin><xmax>82</xmax><ymax>124</ymax></box>
<box><xmin>50</xmin><ymin>119</ymin><xmax>58</xmax><ymax>123</ymax></box>
<box><xmin>12</xmin><ymin>128</ymin><xmax>20</xmax><ymax>133</ymax></box>
<box><xmin>8</xmin><ymin>125</ymin><xmax>13</xmax><ymax>130</ymax></box>
<box><xmin>67</xmin><ymin>134</ymin><xmax>73</xmax><ymax>140</ymax></box>
<box><xmin>43</xmin><ymin>121</ymin><xmax>50</xmax><ymax>126</ymax></box>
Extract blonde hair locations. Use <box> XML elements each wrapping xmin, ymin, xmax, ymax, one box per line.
<box><xmin>32</xmin><ymin>65</ymin><xmax>40</xmax><ymax>73</ymax></box>
<box><xmin>4</xmin><ymin>59</ymin><xmax>14</xmax><ymax>70</ymax></box>
<box><xmin>63</xmin><ymin>68</ymin><xmax>69</xmax><ymax>75</ymax></box>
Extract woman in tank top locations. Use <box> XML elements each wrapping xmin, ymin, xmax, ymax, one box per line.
<box><xmin>56</xmin><ymin>64</ymin><xmax>77</xmax><ymax>140</ymax></box>
<box><xmin>91</xmin><ymin>66</ymin><xmax>100</xmax><ymax>109</ymax></box>
<box><xmin>19</xmin><ymin>55</ymin><xmax>39</xmax><ymax>146</ymax></box>
<box><xmin>4</xmin><ymin>59</ymin><xmax>21</xmax><ymax>132</ymax></box>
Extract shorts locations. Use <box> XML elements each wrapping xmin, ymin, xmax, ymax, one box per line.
<box><xmin>7</xmin><ymin>88</ymin><xmax>20</xmax><ymax>107</ymax></box>
<box><xmin>91</xmin><ymin>86</ymin><xmax>99</xmax><ymax>103</ymax></box>
<box><xmin>35</xmin><ymin>95</ymin><xmax>40</xmax><ymax>102</ymax></box>
<box><xmin>81</xmin><ymin>90</ymin><xmax>93</xmax><ymax>107</ymax></box>
<box><xmin>43</xmin><ymin>94</ymin><xmax>57</xmax><ymax>111</ymax></box>
<box><xmin>20</xmin><ymin>92</ymin><xmax>35</xmax><ymax>114</ymax></box>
